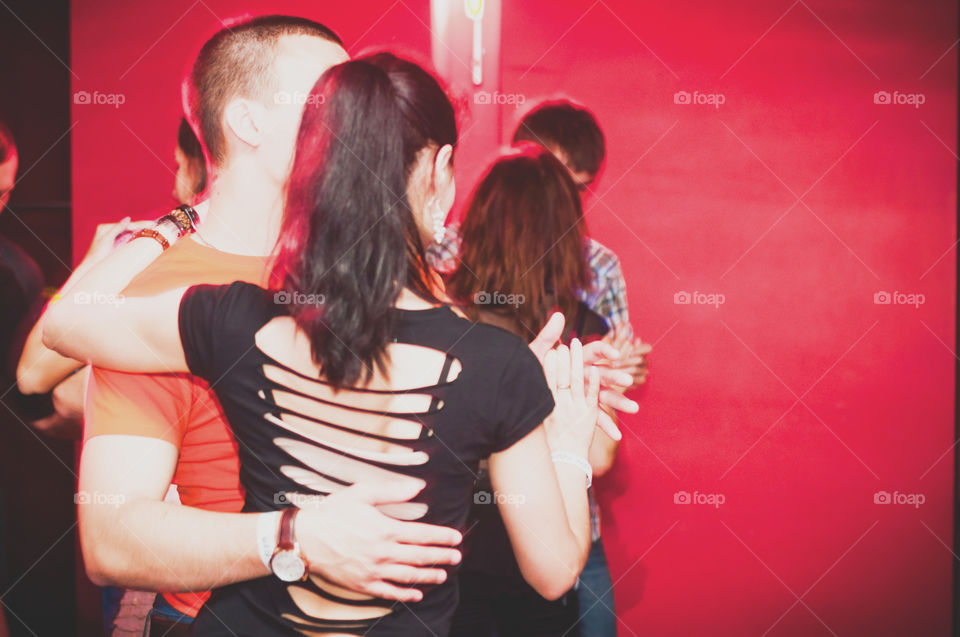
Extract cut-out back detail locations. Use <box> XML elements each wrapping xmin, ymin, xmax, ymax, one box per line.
<box><xmin>179</xmin><ymin>283</ymin><xmax>554</xmax><ymax>636</ymax></box>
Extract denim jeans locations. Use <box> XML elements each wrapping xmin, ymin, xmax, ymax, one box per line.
<box><xmin>576</xmin><ymin>539</ymin><xmax>617</xmax><ymax>637</ymax></box>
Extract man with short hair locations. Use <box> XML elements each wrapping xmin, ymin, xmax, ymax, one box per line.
<box><xmin>429</xmin><ymin>99</ymin><xmax>647</xmax><ymax>637</ymax></box>
<box><xmin>26</xmin><ymin>16</ymin><xmax>464</xmax><ymax>634</ymax></box>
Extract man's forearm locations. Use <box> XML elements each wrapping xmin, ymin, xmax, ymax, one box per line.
<box><xmin>81</xmin><ymin>499</ymin><xmax>267</xmax><ymax>590</ymax></box>
<box><xmin>16</xmin><ymin>312</ymin><xmax>84</xmax><ymax>394</ymax></box>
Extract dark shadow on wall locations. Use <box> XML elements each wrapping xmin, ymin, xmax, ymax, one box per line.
<box><xmin>0</xmin><ymin>0</ymin><xmax>86</xmax><ymax>635</ymax></box>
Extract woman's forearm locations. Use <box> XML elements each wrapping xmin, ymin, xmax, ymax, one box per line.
<box><xmin>43</xmin><ymin>236</ymin><xmax>165</xmax><ymax>354</ymax></box>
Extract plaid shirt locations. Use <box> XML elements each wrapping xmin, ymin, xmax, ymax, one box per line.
<box><xmin>426</xmin><ymin>224</ymin><xmax>631</xmax><ymax>540</ymax></box>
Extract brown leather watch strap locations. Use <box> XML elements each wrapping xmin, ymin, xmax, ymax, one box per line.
<box><xmin>277</xmin><ymin>507</ymin><xmax>299</xmax><ymax>551</ymax></box>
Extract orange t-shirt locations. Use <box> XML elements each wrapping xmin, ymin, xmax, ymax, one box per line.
<box><xmin>84</xmin><ymin>236</ymin><xmax>268</xmax><ymax>617</ymax></box>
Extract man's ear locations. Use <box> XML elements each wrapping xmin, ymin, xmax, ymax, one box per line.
<box><xmin>223</xmin><ymin>98</ymin><xmax>268</xmax><ymax>150</ymax></box>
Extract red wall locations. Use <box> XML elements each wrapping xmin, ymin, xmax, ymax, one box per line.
<box><xmin>72</xmin><ymin>1</ymin><xmax>957</xmax><ymax>635</ymax></box>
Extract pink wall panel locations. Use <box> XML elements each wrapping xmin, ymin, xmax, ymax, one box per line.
<box><xmin>495</xmin><ymin>1</ymin><xmax>956</xmax><ymax>635</ymax></box>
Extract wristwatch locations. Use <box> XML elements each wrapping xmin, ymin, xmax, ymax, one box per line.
<box><xmin>269</xmin><ymin>507</ymin><xmax>309</xmax><ymax>582</ymax></box>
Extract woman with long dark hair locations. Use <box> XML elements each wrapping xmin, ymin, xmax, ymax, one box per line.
<box><xmin>45</xmin><ymin>53</ymin><xmax>600</xmax><ymax>636</ymax></box>
<box><xmin>445</xmin><ymin>144</ymin><xmax>616</xmax><ymax>636</ymax></box>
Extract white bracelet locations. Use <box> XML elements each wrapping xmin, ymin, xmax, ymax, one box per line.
<box><xmin>256</xmin><ymin>510</ymin><xmax>283</xmax><ymax>570</ymax></box>
<box><xmin>551</xmin><ymin>451</ymin><xmax>592</xmax><ymax>488</ymax></box>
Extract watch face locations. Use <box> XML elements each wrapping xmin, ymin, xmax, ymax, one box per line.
<box><xmin>271</xmin><ymin>549</ymin><xmax>307</xmax><ymax>582</ymax></box>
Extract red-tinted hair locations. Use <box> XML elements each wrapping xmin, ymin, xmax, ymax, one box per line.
<box><xmin>446</xmin><ymin>144</ymin><xmax>591</xmax><ymax>338</ymax></box>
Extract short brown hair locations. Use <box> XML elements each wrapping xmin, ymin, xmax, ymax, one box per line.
<box><xmin>186</xmin><ymin>15</ymin><xmax>342</xmax><ymax>166</ymax></box>
<box><xmin>512</xmin><ymin>99</ymin><xmax>605</xmax><ymax>176</ymax></box>
<box><xmin>446</xmin><ymin>144</ymin><xmax>590</xmax><ymax>339</ymax></box>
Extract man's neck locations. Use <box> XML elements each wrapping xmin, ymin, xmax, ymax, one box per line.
<box><xmin>197</xmin><ymin>164</ymin><xmax>285</xmax><ymax>257</ymax></box>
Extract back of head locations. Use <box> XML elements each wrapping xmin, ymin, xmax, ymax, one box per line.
<box><xmin>0</xmin><ymin>120</ymin><xmax>16</xmax><ymax>164</ymax></box>
<box><xmin>185</xmin><ymin>15</ymin><xmax>343</xmax><ymax>167</ymax></box>
<box><xmin>512</xmin><ymin>99</ymin><xmax>605</xmax><ymax>177</ymax></box>
<box><xmin>274</xmin><ymin>52</ymin><xmax>457</xmax><ymax>388</ymax></box>
<box><xmin>447</xmin><ymin>144</ymin><xmax>590</xmax><ymax>338</ymax></box>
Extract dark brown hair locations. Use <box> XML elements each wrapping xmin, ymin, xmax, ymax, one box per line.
<box><xmin>512</xmin><ymin>99</ymin><xmax>605</xmax><ymax>176</ymax></box>
<box><xmin>186</xmin><ymin>15</ymin><xmax>342</xmax><ymax>166</ymax></box>
<box><xmin>446</xmin><ymin>144</ymin><xmax>590</xmax><ymax>339</ymax></box>
<box><xmin>272</xmin><ymin>53</ymin><xmax>457</xmax><ymax>388</ymax></box>
<box><xmin>176</xmin><ymin>117</ymin><xmax>207</xmax><ymax>197</ymax></box>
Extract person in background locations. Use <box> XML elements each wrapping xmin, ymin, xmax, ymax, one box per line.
<box><xmin>15</xmin><ymin>117</ymin><xmax>207</xmax><ymax>635</ymax></box>
<box><xmin>430</xmin><ymin>99</ymin><xmax>648</xmax><ymax>636</ymax></box>
<box><xmin>173</xmin><ymin>116</ymin><xmax>206</xmax><ymax>205</ymax></box>
<box><xmin>17</xmin><ymin>117</ymin><xmax>206</xmax><ymax>437</ymax></box>
<box><xmin>1</xmin><ymin>120</ymin><xmax>44</xmax><ymax>396</ymax></box>
<box><xmin>0</xmin><ymin>119</ymin><xmax>41</xmax><ymax>637</ymax></box>
<box><xmin>444</xmin><ymin>144</ymin><xmax>615</xmax><ymax>636</ymax></box>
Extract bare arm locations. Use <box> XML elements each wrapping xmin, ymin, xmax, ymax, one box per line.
<box><xmin>17</xmin><ymin>219</ymin><xmax>152</xmax><ymax>394</ymax></box>
<box><xmin>488</xmin><ymin>341</ymin><xmax>599</xmax><ymax>600</ymax></box>
<box><xmin>80</xmin><ymin>434</ymin><xmax>462</xmax><ymax>601</ymax></box>
<box><xmin>42</xmin><ymin>235</ymin><xmax>190</xmax><ymax>373</ymax></box>
<box><xmin>16</xmin><ymin>310</ymin><xmax>84</xmax><ymax>394</ymax></box>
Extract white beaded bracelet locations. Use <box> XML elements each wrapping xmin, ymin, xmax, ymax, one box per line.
<box><xmin>256</xmin><ymin>510</ymin><xmax>283</xmax><ymax>570</ymax></box>
<box><xmin>551</xmin><ymin>451</ymin><xmax>592</xmax><ymax>488</ymax></box>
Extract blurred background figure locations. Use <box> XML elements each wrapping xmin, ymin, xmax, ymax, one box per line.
<box><xmin>432</xmin><ymin>100</ymin><xmax>650</xmax><ymax>636</ymax></box>
<box><xmin>13</xmin><ymin>117</ymin><xmax>206</xmax><ymax>637</ymax></box>
<box><xmin>0</xmin><ymin>118</ymin><xmax>34</xmax><ymax>637</ymax></box>
<box><xmin>445</xmin><ymin>145</ymin><xmax>620</xmax><ymax>637</ymax></box>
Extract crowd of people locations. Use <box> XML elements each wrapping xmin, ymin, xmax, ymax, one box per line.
<box><xmin>2</xmin><ymin>13</ymin><xmax>650</xmax><ymax>637</ymax></box>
